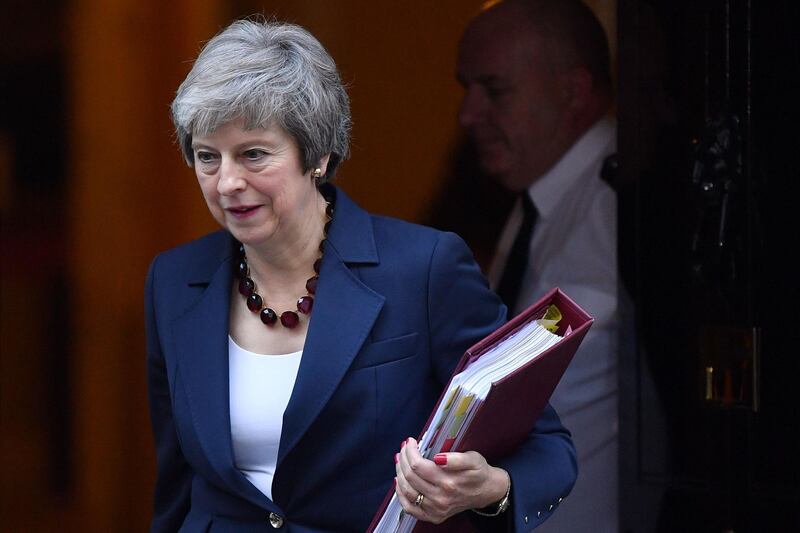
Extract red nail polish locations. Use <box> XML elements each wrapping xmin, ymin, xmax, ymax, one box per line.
<box><xmin>434</xmin><ymin>453</ymin><xmax>447</xmax><ymax>465</ymax></box>
<box><xmin>394</xmin><ymin>453</ymin><xmax>399</xmax><ymax>464</ymax></box>
<box><xmin>401</xmin><ymin>439</ymin><xmax>407</xmax><ymax>448</ymax></box>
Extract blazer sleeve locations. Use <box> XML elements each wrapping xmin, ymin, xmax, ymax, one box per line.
<box><xmin>426</xmin><ymin>232</ymin><xmax>577</xmax><ymax>531</ymax></box>
<box><xmin>145</xmin><ymin>255</ymin><xmax>192</xmax><ymax>532</ymax></box>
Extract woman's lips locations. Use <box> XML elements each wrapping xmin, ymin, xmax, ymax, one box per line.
<box><xmin>226</xmin><ymin>205</ymin><xmax>261</xmax><ymax>219</ymax></box>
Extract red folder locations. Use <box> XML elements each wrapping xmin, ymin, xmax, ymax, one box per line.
<box><xmin>367</xmin><ymin>287</ymin><xmax>593</xmax><ymax>533</ymax></box>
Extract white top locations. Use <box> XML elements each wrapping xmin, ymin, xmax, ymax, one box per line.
<box><xmin>228</xmin><ymin>336</ymin><xmax>302</xmax><ymax>501</ymax></box>
<box><xmin>488</xmin><ymin>118</ymin><xmax>619</xmax><ymax>532</ymax></box>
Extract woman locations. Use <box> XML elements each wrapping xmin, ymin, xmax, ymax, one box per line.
<box><xmin>146</xmin><ymin>19</ymin><xmax>576</xmax><ymax>532</ymax></box>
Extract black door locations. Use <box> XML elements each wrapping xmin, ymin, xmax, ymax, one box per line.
<box><xmin>618</xmin><ymin>1</ymin><xmax>800</xmax><ymax>531</ymax></box>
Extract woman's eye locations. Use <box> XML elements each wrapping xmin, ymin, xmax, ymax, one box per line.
<box><xmin>242</xmin><ymin>149</ymin><xmax>267</xmax><ymax>160</ymax></box>
<box><xmin>195</xmin><ymin>151</ymin><xmax>217</xmax><ymax>164</ymax></box>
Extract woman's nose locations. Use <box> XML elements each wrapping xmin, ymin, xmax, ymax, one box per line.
<box><xmin>217</xmin><ymin>158</ymin><xmax>246</xmax><ymax>195</ymax></box>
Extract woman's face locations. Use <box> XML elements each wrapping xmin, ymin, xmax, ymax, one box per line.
<box><xmin>191</xmin><ymin>119</ymin><xmax>319</xmax><ymax>248</ymax></box>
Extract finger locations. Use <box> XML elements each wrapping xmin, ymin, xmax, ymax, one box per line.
<box><xmin>394</xmin><ymin>477</ymin><xmax>430</xmax><ymax>520</ymax></box>
<box><xmin>395</xmin><ymin>461</ymin><xmax>413</xmax><ymax>498</ymax></box>
<box><xmin>431</xmin><ymin>450</ymin><xmax>485</xmax><ymax>472</ymax></box>
<box><xmin>400</xmin><ymin>441</ymin><xmax>468</xmax><ymax>520</ymax></box>
<box><xmin>397</xmin><ymin>457</ymin><xmax>439</xmax><ymax>505</ymax></box>
<box><xmin>396</xmin><ymin>455</ymin><xmax>436</xmax><ymax>508</ymax></box>
<box><xmin>398</xmin><ymin>439</ymin><xmax>442</xmax><ymax>496</ymax></box>
<box><xmin>401</xmin><ymin>438</ymin><xmax>445</xmax><ymax>482</ymax></box>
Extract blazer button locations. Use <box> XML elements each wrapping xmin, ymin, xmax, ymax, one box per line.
<box><xmin>269</xmin><ymin>512</ymin><xmax>284</xmax><ymax>529</ymax></box>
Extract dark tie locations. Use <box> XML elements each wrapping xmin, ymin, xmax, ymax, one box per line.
<box><xmin>497</xmin><ymin>193</ymin><xmax>538</xmax><ymax>314</ymax></box>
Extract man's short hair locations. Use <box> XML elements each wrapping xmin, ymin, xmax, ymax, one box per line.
<box><xmin>507</xmin><ymin>0</ymin><xmax>612</xmax><ymax>93</ymax></box>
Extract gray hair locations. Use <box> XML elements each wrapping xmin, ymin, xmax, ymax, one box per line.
<box><xmin>171</xmin><ymin>18</ymin><xmax>351</xmax><ymax>182</ymax></box>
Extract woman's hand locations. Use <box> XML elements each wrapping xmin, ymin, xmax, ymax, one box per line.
<box><xmin>394</xmin><ymin>438</ymin><xmax>510</xmax><ymax>524</ymax></box>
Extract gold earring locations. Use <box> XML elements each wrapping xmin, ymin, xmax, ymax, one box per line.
<box><xmin>312</xmin><ymin>168</ymin><xmax>322</xmax><ymax>184</ymax></box>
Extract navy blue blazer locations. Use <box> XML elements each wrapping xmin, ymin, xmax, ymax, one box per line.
<box><xmin>145</xmin><ymin>186</ymin><xmax>576</xmax><ymax>532</ymax></box>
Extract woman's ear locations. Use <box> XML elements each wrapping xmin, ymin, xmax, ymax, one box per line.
<box><xmin>317</xmin><ymin>153</ymin><xmax>332</xmax><ymax>177</ymax></box>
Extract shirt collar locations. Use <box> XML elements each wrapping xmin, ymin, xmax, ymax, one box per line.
<box><xmin>527</xmin><ymin>117</ymin><xmax>616</xmax><ymax>220</ymax></box>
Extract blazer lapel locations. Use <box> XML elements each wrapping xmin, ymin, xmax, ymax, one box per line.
<box><xmin>278</xmin><ymin>186</ymin><xmax>384</xmax><ymax>465</ymax></box>
<box><xmin>170</xmin><ymin>235</ymin><xmax>273</xmax><ymax>508</ymax></box>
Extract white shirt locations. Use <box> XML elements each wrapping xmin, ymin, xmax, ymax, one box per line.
<box><xmin>489</xmin><ymin>118</ymin><xmax>619</xmax><ymax>532</ymax></box>
<box><xmin>228</xmin><ymin>336</ymin><xmax>302</xmax><ymax>501</ymax></box>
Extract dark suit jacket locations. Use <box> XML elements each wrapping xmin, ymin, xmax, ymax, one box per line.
<box><xmin>146</xmin><ymin>186</ymin><xmax>576</xmax><ymax>532</ymax></box>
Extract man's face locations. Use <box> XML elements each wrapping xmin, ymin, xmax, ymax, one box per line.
<box><xmin>457</xmin><ymin>8</ymin><xmax>570</xmax><ymax>191</ymax></box>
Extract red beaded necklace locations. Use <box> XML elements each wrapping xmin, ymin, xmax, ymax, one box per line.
<box><xmin>235</xmin><ymin>197</ymin><xmax>333</xmax><ymax>329</ymax></box>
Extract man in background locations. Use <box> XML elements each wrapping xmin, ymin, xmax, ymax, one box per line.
<box><xmin>457</xmin><ymin>0</ymin><xmax>619</xmax><ymax>530</ymax></box>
